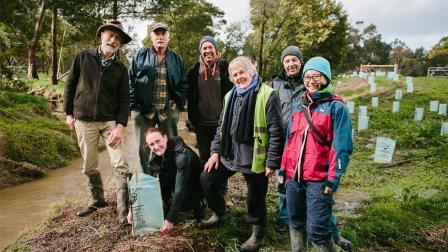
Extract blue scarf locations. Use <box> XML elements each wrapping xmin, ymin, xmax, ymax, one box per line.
<box><xmin>235</xmin><ymin>75</ymin><xmax>259</xmax><ymax>95</ymax></box>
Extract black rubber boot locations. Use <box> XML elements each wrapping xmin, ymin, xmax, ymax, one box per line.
<box><xmin>312</xmin><ymin>239</ymin><xmax>337</xmax><ymax>252</ymax></box>
<box><xmin>239</xmin><ymin>225</ymin><xmax>265</xmax><ymax>252</ymax></box>
<box><xmin>77</xmin><ymin>173</ymin><xmax>106</xmax><ymax>217</ymax></box>
<box><xmin>290</xmin><ymin>227</ymin><xmax>307</xmax><ymax>252</ymax></box>
<box><xmin>334</xmin><ymin>234</ymin><xmax>353</xmax><ymax>251</ymax></box>
<box><xmin>115</xmin><ymin>174</ymin><xmax>129</xmax><ymax>224</ymax></box>
<box><xmin>199</xmin><ymin>212</ymin><xmax>224</xmax><ymax>228</ymax></box>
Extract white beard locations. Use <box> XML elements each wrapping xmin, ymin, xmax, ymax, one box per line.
<box><xmin>101</xmin><ymin>44</ymin><xmax>118</xmax><ymax>54</ymax></box>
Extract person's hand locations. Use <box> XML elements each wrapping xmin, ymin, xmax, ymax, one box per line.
<box><xmin>160</xmin><ymin>219</ymin><xmax>174</xmax><ymax>234</ymax></box>
<box><xmin>127</xmin><ymin>210</ymin><xmax>132</xmax><ymax>224</ymax></box>
<box><xmin>65</xmin><ymin>115</ymin><xmax>75</xmax><ymax>130</ymax></box>
<box><xmin>324</xmin><ymin>186</ymin><xmax>333</xmax><ymax>195</ymax></box>
<box><xmin>277</xmin><ymin>174</ymin><xmax>284</xmax><ymax>184</ymax></box>
<box><xmin>204</xmin><ymin>153</ymin><xmax>219</xmax><ymax>173</ymax></box>
<box><xmin>107</xmin><ymin>124</ymin><xmax>124</xmax><ymax>149</ymax></box>
<box><xmin>265</xmin><ymin>167</ymin><xmax>274</xmax><ymax>177</ymax></box>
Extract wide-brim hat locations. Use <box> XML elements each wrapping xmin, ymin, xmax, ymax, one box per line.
<box><xmin>96</xmin><ymin>19</ymin><xmax>132</xmax><ymax>44</ymax></box>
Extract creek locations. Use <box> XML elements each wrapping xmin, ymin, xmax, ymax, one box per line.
<box><xmin>0</xmin><ymin>122</ymin><xmax>196</xmax><ymax>250</ymax></box>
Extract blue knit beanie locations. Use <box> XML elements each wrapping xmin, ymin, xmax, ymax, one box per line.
<box><xmin>199</xmin><ymin>36</ymin><xmax>218</xmax><ymax>52</ymax></box>
<box><xmin>302</xmin><ymin>56</ymin><xmax>332</xmax><ymax>82</ymax></box>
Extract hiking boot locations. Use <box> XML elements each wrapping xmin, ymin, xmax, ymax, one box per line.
<box><xmin>334</xmin><ymin>234</ymin><xmax>353</xmax><ymax>251</ymax></box>
<box><xmin>115</xmin><ymin>174</ymin><xmax>129</xmax><ymax>224</ymax></box>
<box><xmin>199</xmin><ymin>212</ymin><xmax>224</xmax><ymax>228</ymax></box>
<box><xmin>290</xmin><ymin>227</ymin><xmax>307</xmax><ymax>252</ymax></box>
<box><xmin>77</xmin><ymin>172</ymin><xmax>106</xmax><ymax>217</ymax></box>
<box><xmin>312</xmin><ymin>239</ymin><xmax>337</xmax><ymax>252</ymax></box>
<box><xmin>76</xmin><ymin>203</ymin><xmax>107</xmax><ymax>217</ymax></box>
<box><xmin>240</xmin><ymin>225</ymin><xmax>265</xmax><ymax>251</ymax></box>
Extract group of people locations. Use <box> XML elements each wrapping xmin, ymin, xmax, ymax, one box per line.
<box><xmin>63</xmin><ymin>19</ymin><xmax>354</xmax><ymax>252</ymax></box>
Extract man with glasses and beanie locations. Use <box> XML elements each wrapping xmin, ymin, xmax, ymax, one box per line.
<box><xmin>129</xmin><ymin>22</ymin><xmax>188</xmax><ymax>171</ymax></box>
<box><xmin>64</xmin><ymin>20</ymin><xmax>132</xmax><ymax>224</ymax></box>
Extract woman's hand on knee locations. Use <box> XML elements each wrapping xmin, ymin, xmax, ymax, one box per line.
<box><xmin>204</xmin><ymin>153</ymin><xmax>219</xmax><ymax>172</ymax></box>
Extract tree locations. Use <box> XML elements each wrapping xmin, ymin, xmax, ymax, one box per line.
<box><xmin>218</xmin><ymin>22</ymin><xmax>249</xmax><ymax>60</ymax></box>
<box><xmin>390</xmin><ymin>39</ymin><xmax>423</xmax><ymax>76</ymax></box>
<box><xmin>27</xmin><ymin>0</ymin><xmax>47</xmax><ymax>79</ymax></box>
<box><xmin>248</xmin><ymin>0</ymin><xmax>350</xmax><ymax>79</ymax></box>
<box><xmin>427</xmin><ymin>36</ymin><xmax>448</xmax><ymax>67</ymax></box>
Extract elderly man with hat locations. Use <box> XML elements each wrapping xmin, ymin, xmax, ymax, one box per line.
<box><xmin>129</xmin><ymin>22</ymin><xmax>188</xmax><ymax>171</ymax></box>
<box><xmin>63</xmin><ymin>20</ymin><xmax>132</xmax><ymax>224</ymax></box>
<box><xmin>187</xmin><ymin>36</ymin><xmax>233</xmax><ymax>162</ymax></box>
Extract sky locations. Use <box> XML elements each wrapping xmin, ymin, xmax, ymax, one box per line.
<box><xmin>129</xmin><ymin>0</ymin><xmax>448</xmax><ymax>51</ymax></box>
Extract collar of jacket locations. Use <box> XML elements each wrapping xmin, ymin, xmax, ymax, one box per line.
<box><xmin>86</xmin><ymin>48</ymin><xmax>119</xmax><ymax>65</ymax></box>
<box><xmin>150</xmin><ymin>46</ymin><xmax>170</xmax><ymax>55</ymax></box>
<box><xmin>274</xmin><ymin>71</ymin><xmax>302</xmax><ymax>88</ymax></box>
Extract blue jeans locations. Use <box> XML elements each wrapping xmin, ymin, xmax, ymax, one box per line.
<box><xmin>286</xmin><ymin>180</ymin><xmax>333</xmax><ymax>245</ymax></box>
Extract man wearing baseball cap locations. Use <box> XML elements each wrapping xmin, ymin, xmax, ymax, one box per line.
<box><xmin>63</xmin><ymin>20</ymin><xmax>132</xmax><ymax>224</ymax></box>
<box><xmin>129</xmin><ymin>21</ymin><xmax>188</xmax><ymax>171</ymax></box>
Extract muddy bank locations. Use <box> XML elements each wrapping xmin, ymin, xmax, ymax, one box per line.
<box><xmin>0</xmin><ymin>157</ymin><xmax>46</xmax><ymax>188</ymax></box>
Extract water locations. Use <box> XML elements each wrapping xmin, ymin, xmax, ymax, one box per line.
<box><xmin>0</xmin><ymin>118</ymin><xmax>197</xmax><ymax>249</ymax></box>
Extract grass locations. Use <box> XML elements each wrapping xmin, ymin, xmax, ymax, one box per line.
<box><xmin>336</xmin><ymin>76</ymin><xmax>448</xmax><ymax>250</ymax></box>
<box><xmin>3</xmin><ymin>76</ymin><xmax>448</xmax><ymax>251</ymax></box>
<box><xmin>0</xmin><ymin>88</ymin><xmax>78</xmax><ymax>168</ymax></box>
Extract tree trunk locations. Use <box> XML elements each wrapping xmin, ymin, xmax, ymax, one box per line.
<box><xmin>113</xmin><ymin>0</ymin><xmax>118</xmax><ymax>19</ymax></box>
<box><xmin>257</xmin><ymin>12</ymin><xmax>266</xmax><ymax>75</ymax></box>
<box><xmin>58</xmin><ymin>23</ymin><xmax>69</xmax><ymax>77</ymax></box>
<box><xmin>27</xmin><ymin>0</ymin><xmax>46</xmax><ymax>80</ymax></box>
<box><xmin>51</xmin><ymin>7</ymin><xmax>58</xmax><ymax>85</ymax></box>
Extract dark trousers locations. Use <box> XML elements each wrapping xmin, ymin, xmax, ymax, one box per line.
<box><xmin>193</xmin><ymin>125</ymin><xmax>217</xmax><ymax>162</ymax></box>
<box><xmin>286</xmin><ymin>180</ymin><xmax>333</xmax><ymax>245</ymax></box>
<box><xmin>200</xmin><ymin>166</ymin><xmax>269</xmax><ymax>226</ymax></box>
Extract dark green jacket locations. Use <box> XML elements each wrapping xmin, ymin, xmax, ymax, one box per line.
<box><xmin>129</xmin><ymin>47</ymin><xmax>188</xmax><ymax>113</ymax></box>
<box><xmin>64</xmin><ymin>49</ymin><xmax>130</xmax><ymax>126</ymax></box>
<box><xmin>144</xmin><ymin>137</ymin><xmax>203</xmax><ymax>222</ymax></box>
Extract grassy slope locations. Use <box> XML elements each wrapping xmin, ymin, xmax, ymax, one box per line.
<box><xmin>0</xmin><ymin>89</ymin><xmax>78</xmax><ymax>168</ymax></box>
<box><xmin>337</xmin><ymin>76</ymin><xmax>448</xmax><ymax>251</ymax></box>
<box><xmin>5</xmin><ymin>76</ymin><xmax>448</xmax><ymax>251</ymax></box>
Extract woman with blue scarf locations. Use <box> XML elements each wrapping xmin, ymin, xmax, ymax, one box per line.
<box><xmin>200</xmin><ymin>56</ymin><xmax>283</xmax><ymax>251</ymax></box>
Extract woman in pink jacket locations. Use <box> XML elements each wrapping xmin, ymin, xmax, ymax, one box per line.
<box><xmin>281</xmin><ymin>56</ymin><xmax>353</xmax><ymax>252</ymax></box>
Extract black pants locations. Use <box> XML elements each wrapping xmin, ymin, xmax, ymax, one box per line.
<box><xmin>193</xmin><ymin>125</ymin><xmax>218</xmax><ymax>162</ymax></box>
<box><xmin>200</xmin><ymin>166</ymin><xmax>269</xmax><ymax>226</ymax></box>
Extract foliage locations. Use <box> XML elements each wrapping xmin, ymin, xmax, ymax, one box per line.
<box><xmin>218</xmin><ymin>22</ymin><xmax>249</xmax><ymax>61</ymax></box>
<box><xmin>427</xmin><ymin>36</ymin><xmax>448</xmax><ymax>67</ymax></box>
<box><xmin>247</xmin><ymin>0</ymin><xmax>350</xmax><ymax>79</ymax></box>
<box><xmin>338</xmin><ymin>23</ymin><xmax>392</xmax><ymax>73</ymax></box>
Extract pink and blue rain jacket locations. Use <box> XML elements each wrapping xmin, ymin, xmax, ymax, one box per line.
<box><xmin>281</xmin><ymin>92</ymin><xmax>353</xmax><ymax>192</ymax></box>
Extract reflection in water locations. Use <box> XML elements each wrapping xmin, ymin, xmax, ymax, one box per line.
<box><xmin>0</xmin><ymin>119</ymin><xmax>198</xmax><ymax>249</ymax></box>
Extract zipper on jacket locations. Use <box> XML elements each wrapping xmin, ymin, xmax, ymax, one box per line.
<box><xmin>94</xmin><ymin>66</ymin><xmax>104</xmax><ymax>120</ymax></box>
<box><xmin>294</xmin><ymin>124</ymin><xmax>309</xmax><ymax>182</ymax></box>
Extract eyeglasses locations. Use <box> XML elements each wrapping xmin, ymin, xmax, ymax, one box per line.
<box><xmin>304</xmin><ymin>74</ymin><xmax>323</xmax><ymax>82</ymax></box>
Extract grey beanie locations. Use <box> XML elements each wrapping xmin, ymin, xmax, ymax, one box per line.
<box><xmin>280</xmin><ymin>46</ymin><xmax>303</xmax><ymax>63</ymax></box>
<box><xmin>199</xmin><ymin>36</ymin><xmax>218</xmax><ymax>52</ymax></box>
